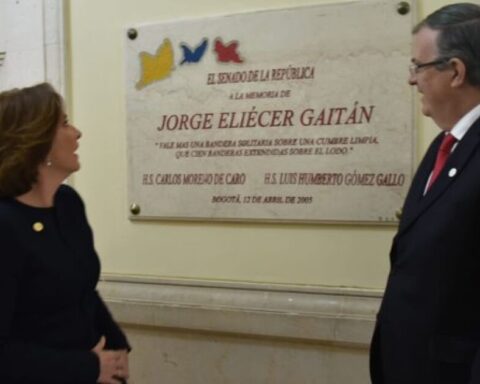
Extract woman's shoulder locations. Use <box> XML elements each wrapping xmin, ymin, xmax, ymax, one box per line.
<box><xmin>0</xmin><ymin>197</ymin><xmax>22</xmax><ymax>223</ymax></box>
<box><xmin>55</xmin><ymin>184</ymin><xmax>85</xmax><ymax>208</ymax></box>
<box><xmin>0</xmin><ymin>199</ymin><xmax>24</xmax><ymax>243</ymax></box>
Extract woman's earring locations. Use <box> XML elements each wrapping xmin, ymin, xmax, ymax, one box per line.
<box><xmin>46</xmin><ymin>160</ymin><xmax>52</xmax><ymax>167</ymax></box>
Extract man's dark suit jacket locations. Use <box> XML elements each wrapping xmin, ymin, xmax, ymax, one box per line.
<box><xmin>371</xmin><ymin>116</ymin><xmax>480</xmax><ymax>384</ymax></box>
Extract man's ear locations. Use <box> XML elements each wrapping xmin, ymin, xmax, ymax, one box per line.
<box><xmin>450</xmin><ymin>58</ymin><xmax>467</xmax><ymax>88</ymax></box>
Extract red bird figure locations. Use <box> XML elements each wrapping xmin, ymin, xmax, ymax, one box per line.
<box><xmin>214</xmin><ymin>38</ymin><xmax>244</xmax><ymax>63</ymax></box>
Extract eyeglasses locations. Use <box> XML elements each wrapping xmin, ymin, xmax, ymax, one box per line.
<box><xmin>409</xmin><ymin>57</ymin><xmax>451</xmax><ymax>76</ymax></box>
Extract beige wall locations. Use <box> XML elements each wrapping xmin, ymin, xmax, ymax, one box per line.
<box><xmin>67</xmin><ymin>0</ymin><xmax>455</xmax><ymax>289</ymax></box>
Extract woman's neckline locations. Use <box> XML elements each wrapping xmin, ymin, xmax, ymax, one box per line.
<box><xmin>10</xmin><ymin>197</ymin><xmax>56</xmax><ymax>211</ymax></box>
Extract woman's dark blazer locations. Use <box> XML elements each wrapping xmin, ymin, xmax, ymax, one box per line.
<box><xmin>0</xmin><ymin>185</ymin><xmax>129</xmax><ymax>383</ymax></box>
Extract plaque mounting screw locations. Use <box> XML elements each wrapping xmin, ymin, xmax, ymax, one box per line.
<box><xmin>127</xmin><ymin>28</ymin><xmax>138</xmax><ymax>40</ymax></box>
<box><xmin>396</xmin><ymin>2</ymin><xmax>410</xmax><ymax>15</ymax></box>
<box><xmin>395</xmin><ymin>209</ymin><xmax>402</xmax><ymax>220</ymax></box>
<box><xmin>130</xmin><ymin>203</ymin><xmax>141</xmax><ymax>215</ymax></box>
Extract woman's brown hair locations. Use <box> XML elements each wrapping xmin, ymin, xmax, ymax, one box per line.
<box><xmin>0</xmin><ymin>83</ymin><xmax>62</xmax><ymax>197</ymax></box>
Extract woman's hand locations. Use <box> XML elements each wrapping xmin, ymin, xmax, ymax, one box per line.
<box><xmin>117</xmin><ymin>349</ymin><xmax>129</xmax><ymax>379</ymax></box>
<box><xmin>92</xmin><ymin>336</ymin><xmax>129</xmax><ymax>384</ymax></box>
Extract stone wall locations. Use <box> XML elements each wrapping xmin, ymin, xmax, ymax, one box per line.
<box><xmin>99</xmin><ymin>275</ymin><xmax>381</xmax><ymax>384</ymax></box>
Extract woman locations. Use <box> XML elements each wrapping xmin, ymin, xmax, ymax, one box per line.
<box><xmin>0</xmin><ymin>83</ymin><xmax>130</xmax><ymax>384</ymax></box>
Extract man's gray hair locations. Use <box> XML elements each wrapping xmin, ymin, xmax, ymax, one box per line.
<box><xmin>414</xmin><ymin>3</ymin><xmax>480</xmax><ymax>86</ymax></box>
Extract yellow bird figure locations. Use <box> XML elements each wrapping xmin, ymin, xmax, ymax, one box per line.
<box><xmin>136</xmin><ymin>39</ymin><xmax>174</xmax><ymax>90</ymax></box>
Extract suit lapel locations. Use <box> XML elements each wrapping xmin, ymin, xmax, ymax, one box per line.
<box><xmin>398</xmin><ymin>119</ymin><xmax>480</xmax><ymax>237</ymax></box>
<box><xmin>398</xmin><ymin>133</ymin><xmax>442</xmax><ymax>234</ymax></box>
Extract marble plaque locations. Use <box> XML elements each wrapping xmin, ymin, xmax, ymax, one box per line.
<box><xmin>125</xmin><ymin>0</ymin><xmax>416</xmax><ymax>223</ymax></box>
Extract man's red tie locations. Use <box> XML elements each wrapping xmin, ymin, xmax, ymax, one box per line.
<box><xmin>427</xmin><ymin>133</ymin><xmax>457</xmax><ymax>191</ymax></box>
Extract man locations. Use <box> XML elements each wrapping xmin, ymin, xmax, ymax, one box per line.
<box><xmin>370</xmin><ymin>3</ymin><xmax>480</xmax><ymax>384</ymax></box>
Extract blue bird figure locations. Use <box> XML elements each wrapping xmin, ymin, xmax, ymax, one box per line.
<box><xmin>180</xmin><ymin>38</ymin><xmax>208</xmax><ymax>65</ymax></box>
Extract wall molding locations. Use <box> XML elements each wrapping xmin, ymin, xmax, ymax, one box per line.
<box><xmin>99</xmin><ymin>274</ymin><xmax>382</xmax><ymax>347</ymax></box>
<box><xmin>0</xmin><ymin>0</ymin><xmax>65</xmax><ymax>93</ymax></box>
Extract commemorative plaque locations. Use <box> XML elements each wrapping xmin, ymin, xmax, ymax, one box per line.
<box><xmin>126</xmin><ymin>0</ymin><xmax>416</xmax><ymax>223</ymax></box>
